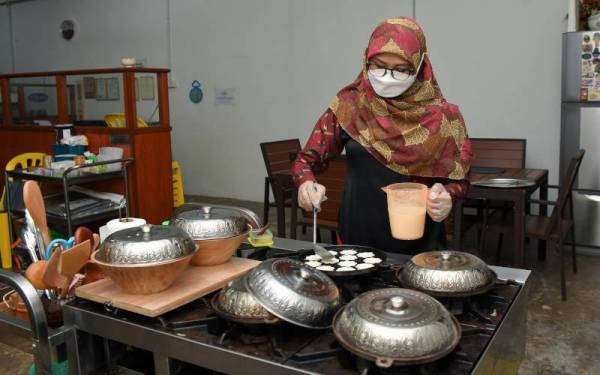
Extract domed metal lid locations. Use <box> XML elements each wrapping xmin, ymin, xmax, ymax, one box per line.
<box><xmin>332</xmin><ymin>288</ymin><xmax>460</xmax><ymax>367</ymax></box>
<box><xmin>172</xmin><ymin>206</ymin><xmax>250</xmax><ymax>240</ymax></box>
<box><xmin>260</xmin><ymin>258</ymin><xmax>338</xmax><ymax>300</ymax></box>
<box><xmin>96</xmin><ymin>224</ymin><xmax>197</xmax><ymax>265</ymax></box>
<box><xmin>398</xmin><ymin>250</ymin><xmax>497</xmax><ymax>297</ymax></box>
<box><xmin>410</xmin><ymin>250</ymin><xmax>487</xmax><ymax>271</ymax></box>
<box><xmin>245</xmin><ymin>258</ymin><xmax>341</xmax><ymax>329</ymax></box>
<box><xmin>212</xmin><ymin>276</ymin><xmax>278</xmax><ymax>324</ymax></box>
<box><xmin>353</xmin><ymin>288</ymin><xmax>444</xmax><ymax>327</ymax></box>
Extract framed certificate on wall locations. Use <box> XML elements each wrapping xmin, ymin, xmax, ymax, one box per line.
<box><xmin>95</xmin><ymin>78</ymin><xmax>107</xmax><ymax>100</ymax></box>
<box><xmin>106</xmin><ymin>77</ymin><xmax>120</xmax><ymax>100</ymax></box>
<box><xmin>83</xmin><ymin>77</ymin><xmax>96</xmax><ymax>99</ymax></box>
<box><xmin>139</xmin><ymin>76</ymin><xmax>155</xmax><ymax>100</ymax></box>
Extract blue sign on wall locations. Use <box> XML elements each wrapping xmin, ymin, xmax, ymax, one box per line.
<box><xmin>189</xmin><ymin>80</ymin><xmax>203</xmax><ymax>104</ymax></box>
<box><xmin>28</xmin><ymin>93</ymin><xmax>49</xmax><ymax>103</ymax></box>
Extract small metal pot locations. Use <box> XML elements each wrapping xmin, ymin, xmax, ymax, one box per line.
<box><xmin>211</xmin><ymin>275</ymin><xmax>279</xmax><ymax>324</ymax></box>
<box><xmin>398</xmin><ymin>250</ymin><xmax>497</xmax><ymax>297</ymax></box>
<box><xmin>93</xmin><ymin>224</ymin><xmax>197</xmax><ymax>294</ymax></box>
<box><xmin>245</xmin><ymin>258</ymin><xmax>342</xmax><ymax>329</ymax></box>
<box><xmin>172</xmin><ymin>205</ymin><xmax>261</xmax><ymax>266</ymax></box>
<box><xmin>332</xmin><ymin>288</ymin><xmax>461</xmax><ymax>367</ymax></box>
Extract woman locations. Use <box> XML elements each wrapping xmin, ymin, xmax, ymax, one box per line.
<box><xmin>292</xmin><ymin>17</ymin><xmax>472</xmax><ymax>254</ymax></box>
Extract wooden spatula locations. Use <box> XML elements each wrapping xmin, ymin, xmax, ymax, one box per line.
<box><xmin>23</xmin><ymin>181</ymin><xmax>51</xmax><ymax>249</ymax></box>
<box><xmin>42</xmin><ymin>247</ymin><xmax>68</xmax><ymax>290</ymax></box>
<box><xmin>59</xmin><ymin>240</ymin><xmax>91</xmax><ymax>278</ymax></box>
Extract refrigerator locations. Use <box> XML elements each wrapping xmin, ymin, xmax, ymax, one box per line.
<box><xmin>561</xmin><ymin>31</ymin><xmax>600</xmax><ymax>254</ymax></box>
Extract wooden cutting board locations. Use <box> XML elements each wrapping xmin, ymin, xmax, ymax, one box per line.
<box><xmin>75</xmin><ymin>257</ymin><xmax>260</xmax><ymax>317</ymax></box>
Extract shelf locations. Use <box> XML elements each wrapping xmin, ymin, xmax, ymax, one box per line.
<box><xmin>562</xmin><ymin>101</ymin><xmax>600</xmax><ymax>106</ymax></box>
<box><xmin>6</xmin><ymin>169</ymin><xmax>124</xmax><ymax>185</ymax></box>
<box><xmin>12</xmin><ymin>206</ymin><xmax>122</xmax><ymax>227</ymax></box>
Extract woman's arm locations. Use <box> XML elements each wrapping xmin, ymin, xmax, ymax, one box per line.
<box><xmin>292</xmin><ymin>109</ymin><xmax>344</xmax><ymax>187</ymax></box>
<box><xmin>444</xmin><ymin>180</ymin><xmax>470</xmax><ymax>202</ymax></box>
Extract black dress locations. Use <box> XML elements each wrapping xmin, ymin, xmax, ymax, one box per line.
<box><xmin>338</xmin><ymin>131</ymin><xmax>446</xmax><ymax>254</ymax></box>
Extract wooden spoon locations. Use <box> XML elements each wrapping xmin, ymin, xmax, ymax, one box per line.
<box><xmin>23</xmin><ymin>181</ymin><xmax>51</xmax><ymax>249</ymax></box>
<box><xmin>82</xmin><ymin>260</ymin><xmax>105</xmax><ymax>285</ymax></box>
<box><xmin>256</xmin><ymin>223</ymin><xmax>272</xmax><ymax>236</ymax></box>
<box><xmin>91</xmin><ymin>233</ymin><xmax>100</xmax><ymax>251</ymax></box>
<box><xmin>74</xmin><ymin>226</ymin><xmax>93</xmax><ymax>245</ymax></box>
<box><xmin>24</xmin><ymin>260</ymin><xmax>50</xmax><ymax>290</ymax></box>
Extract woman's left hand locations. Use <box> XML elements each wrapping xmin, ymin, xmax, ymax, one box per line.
<box><xmin>427</xmin><ymin>183</ymin><xmax>452</xmax><ymax>222</ymax></box>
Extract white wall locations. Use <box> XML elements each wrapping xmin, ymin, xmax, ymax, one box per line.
<box><xmin>9</xmin><ymin>0</ymin><xmax>168</xmax><ymax>71</ymax></box>
<box><xmin>169</xmin><ymin>0</ymin><xmax>413</xmax><ymax>199</ymax></box>
<box><xmin>418</xmin><ymin>0</ymin><xmax>567</xmax><ymax>186</ymax></box>
<box><xmin>3</xmin><ymin>0</ymin><xmax>569</xmax><ymax>202</ymax></box>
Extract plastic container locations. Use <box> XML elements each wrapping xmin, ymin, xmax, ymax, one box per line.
<box><xmin>52</xmin><ymin>144</ymin><xmax>86</xmax><ymax>162</ymax></box>
<box><xmin>381</xmin><ymin>183</ymin><xmax>428</xmax><ymax>240</ymax></box>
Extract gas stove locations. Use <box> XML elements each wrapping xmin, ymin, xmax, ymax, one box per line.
<box><xmin>63</xmin><ymin>238</ymin><xmax>530</xmax><ymax>375</ymax></box>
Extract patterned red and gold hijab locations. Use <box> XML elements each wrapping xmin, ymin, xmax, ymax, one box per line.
<box><xmin>330</xmin><ymin>17</ymin><xmax>472</xmax><ymax>180</ymax></box>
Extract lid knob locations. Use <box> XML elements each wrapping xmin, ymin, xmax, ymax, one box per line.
<box><xmin>441</xmin><ymin>252</ymin><xmax>451</xmax><ymax>261</ymax></box>
<box><xmin>299</xmin><ymin>268</ymin><xmax>311</xmax><ymax>280</ymax></box>
<box><xmin>390</xmin><ymin>296</ymin><xmax>407</xmax><ymax>310</ymax></box>
<box><xmin>141</xmin><ymin>224</ymin><xmax>151</xmax><ymax>233</ymax></box>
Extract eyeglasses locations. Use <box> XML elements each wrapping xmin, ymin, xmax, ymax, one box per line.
<box><xmin>367</xmin><ymin>61</ymin><xmax>414</xmax><ymax>81</ymax></box>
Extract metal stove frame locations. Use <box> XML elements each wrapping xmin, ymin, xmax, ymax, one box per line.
<box><xmin>62</xmin><ymin>238</ymin><xmax>531</xmax><ymax>375</ymax></box>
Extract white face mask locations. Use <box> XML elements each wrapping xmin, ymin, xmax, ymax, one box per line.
<box><xmin>367</xmin><ymin>54</ymin><xmax>425</xmax><ymax>98</ymax></box>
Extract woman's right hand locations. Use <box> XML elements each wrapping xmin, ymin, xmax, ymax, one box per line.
<box><xmin>298</xmin><ymin>181</ymin><xmax>327</xmax><ymax>212</ymax></box>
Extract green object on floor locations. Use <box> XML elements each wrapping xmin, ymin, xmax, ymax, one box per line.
<box><xmin>28</xmin><ymin>361</ymin><xmax>69</xmax><ymax>375</ymax></box>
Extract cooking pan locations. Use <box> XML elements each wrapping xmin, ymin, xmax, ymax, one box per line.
<box><xmin>275</xmin><ymin>245</ymin><xmax>387</xmax><ymax>278</ymax></box>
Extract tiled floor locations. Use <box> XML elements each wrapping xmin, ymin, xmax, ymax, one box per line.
<box><xmin>1</xmin><ymin>195</ymin><xmax>598</xmax><ymax>374</ymax></box>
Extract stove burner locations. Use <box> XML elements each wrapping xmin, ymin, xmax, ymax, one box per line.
<box><xmin>209</xmin><ymin>320</ymin><xmax>271</xmax><ymax>346</ymax></box>
<box><xmin>155</xmin><ymin>298</ymin><xmax>217</xmax><ymax>329</ymax></box>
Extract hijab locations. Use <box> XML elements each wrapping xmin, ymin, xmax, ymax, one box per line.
<box><xmin>330</xmin><ymin>17</ymin><xmax>472</xmax><ymax>180</ymax></box>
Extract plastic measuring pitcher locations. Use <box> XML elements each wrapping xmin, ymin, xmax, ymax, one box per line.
<box><xmin>381</xmin><ymin>183</ymin><xmax>428</xmax><ymax>240</ymax></box>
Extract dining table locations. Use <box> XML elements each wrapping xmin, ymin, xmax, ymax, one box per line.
<box><xmin>453</xmin><ymin>167</ymin><xmax>549</xmax><ymax>268</ymax></box>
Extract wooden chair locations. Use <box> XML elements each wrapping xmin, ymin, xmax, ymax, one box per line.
<box><xmin>481</xmin><ymin>150</ymin><xmax>585</xmax><ymax>300</ymax></box>
<box><xmin>470</xmin><ymin>138</ymin><xmax>527</xmax><ymax>169</ymax></box>
<box><xmin>290</xmin><ymin>157</ymin><xmax>346</xmax><ymax>243</ymax></box>
<box><xmin>460</xmin><ymin>139</ymin><xmax>527</xmax><ymax>249</ymax></box>
<box><xmin>260</xmin><ymin>139</ymin><xmax>301</xmax><ymax>237</ymax></box>
<box><xmin>104</xmin><ymin>113</ymin><xmax>149</xmax><ymax>128</ymax></box>
<box><xmin>1</xmin><ymin>152</ymin><xmax>46</xmax><ymax>210</ymax></box>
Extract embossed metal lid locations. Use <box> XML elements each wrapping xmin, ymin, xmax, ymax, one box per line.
<box><xmin>96</xmin><ymin>224</ymin><xmax>197</xmax><ymax>265</ymax></box>
<box><xmin>212</xmin><ymin>276</ymin><xmax>278</xmax><ymax>324</ymax></box>
<box><xmin>172</xmin><ymin>206</ymin><xmax>250</xmax><ymax>240</ymax></box>
<box><xmin>332</xmin><ymin>288</ymin><xmax>460</xmax><ymax>367</ymax></box>
<box><xmin>353</xmin><ymin>288</ymin><xmax>443</xmax><ymax>326</ymax></box>
<box><xmin>398</xmin><ymin>250</ymin><xmax>497</xmax><ymax>297</ymax></box>
<box><xmin>411</xmin><ymin>250</ymin><xmax>487</xmax><ymax>270</ymax></box>
<box><xmin>245</xmin><ymin>258</ymin><xmax>341</xmax><ymax>329</ymax></box>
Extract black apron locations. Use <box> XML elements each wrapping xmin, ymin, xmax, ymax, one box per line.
<box><xmin>338</xmin><ymin>131</ymin><xmax>446</xmax><ymax>254</ymax></box>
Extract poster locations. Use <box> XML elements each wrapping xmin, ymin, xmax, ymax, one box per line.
<box><xmin>214</xmin><ymin>88</ymin><xmax>235</xmax><ymax>106</ymax></box>
<box><xmin>139</xmin><ymin>76</ymin><xmax>155</xmax><ymax>100</ymax></box>
<box><xmin>580</xmin><ymin>32</ymin><xmax>600</xmax><ymax>101</ymax></box>
<box><xmin>83</xmin><ymin>77</ymin><xmax>96</xmax><ymax>99</ymax></box>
